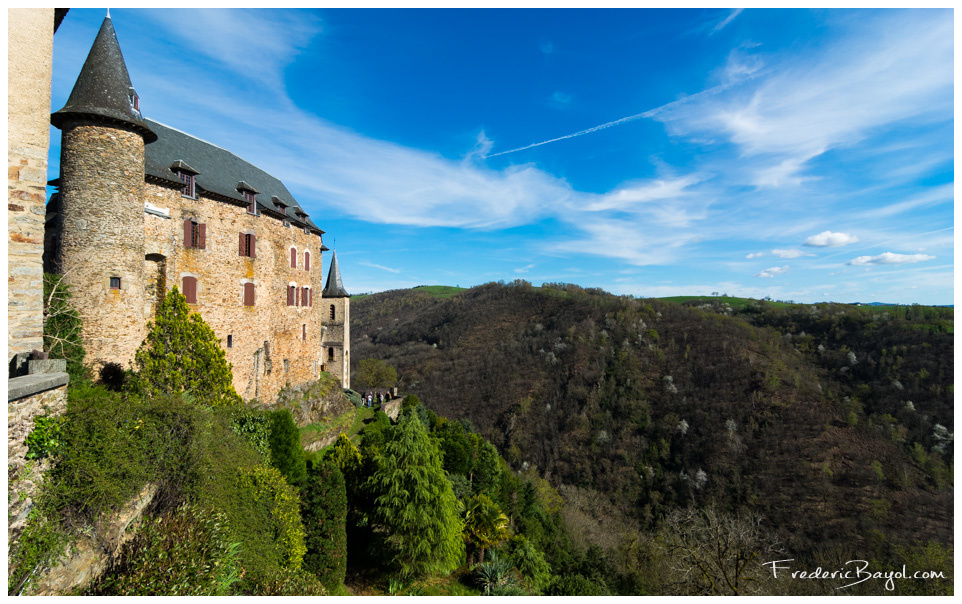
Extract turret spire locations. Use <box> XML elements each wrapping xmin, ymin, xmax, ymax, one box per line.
<box><xmin>51</xmin><ymin>15</ymin><xmax>156</xmax><ymax>142</ymax></box>
<box><xmin>323</xmin><ymin>249</ymin><xmax>350</xmax><ymax>298</ymax></box>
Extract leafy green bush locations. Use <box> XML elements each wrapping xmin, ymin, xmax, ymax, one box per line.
<box><xmin>237</xmin><ymin>567</ymin><xmax>326</xmax><ymax>596</ymax></box>
<box><xmin>268</xmin><ymin>409</ymin><xmax>306</xmax><ymax>487</ymax></box>
<box><xmin>233</xmin><ymin>465</ymin><xmax>307</xmax><ymax>571</ymax></box>
<box><xmin>545</xmin><ymin>573</ymin><xmax>606</xmax><ymax>596</ymax></box>
<box><xmin>131</xmin><ymin>286</ymin><xmax>241</xmax><ymax>406</ymax></box>
<box><xmin>229</xmin><ymin>409</ymin><xmax>272</xmax><ymax>463</ymax></box>
<box><xmin>301</xmin><ymin>458</ymin><xmax>347</xmax><ymax>591</ymax></box>
<box><xmin>508</xmin><ymin>536</ymin><xmax>552</xmax><ymax>594</ymax></box>
<box><xmin>85</xmin><ymin>504</ymin><xmax>240</xmax><ymax>596</ymax></box>
<box><xmin>25</xmin><ymin>414</ymin><xmax>63</xmax><ymax>460</ymax></box>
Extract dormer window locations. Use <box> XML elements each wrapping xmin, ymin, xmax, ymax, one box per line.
<box><xmin>237</xmin><ymin>182</ymin><xmax>259</xmax><ymax>215</ymax></box>
<box><xmin>170</xmin><ymin>161</ymin><xmax>199</xmax><ymax>198</ymax></box>
<box><xmin>128</xmin><ymin>87</ymin><xmax>140</xmax><ymax>112</ymax></box>
<box><xmin>177</xmin><ymin>171</ymin><xmax>195</xmax><ymax>198</ymax></box>
<box><xmin>272</xmin><ymin>196</ymin><xmax>288</xmax><ymax>216</ymax></box>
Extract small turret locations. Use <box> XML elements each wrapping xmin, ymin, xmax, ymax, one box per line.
<box><xmin>52</xmin><ymin>14</ymin><xmax>153</xmax><ymax>368</ymax></box>
<box><xmin>321</xmin><ymin>250</ymin><xmax>351</xmax><ymax>388</ymax></box>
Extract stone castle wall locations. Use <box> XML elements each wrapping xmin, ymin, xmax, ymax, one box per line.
<box><xmin>57</xmin><ymin>123</ymin><xmax>147</xmax><ymax>367</ymax></box>
<box><xmin>8</xmin><ymin>375</ymin><xmax>68</xmax><ymax>546</ymax></box>
<box><xmin>8</xmin><ymin>8</ymin><xmax>54</xmax><ymax>364</ymax></box>
<box><xmin>142</xmin><ymin>181</ymin><xmax>326</xmax><ymax>403</ymax></box>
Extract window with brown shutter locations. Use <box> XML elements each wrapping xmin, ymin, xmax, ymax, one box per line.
<box><xmin>295</xmin><ymin>286</ymin><xmax>300</xmax><ymax>306</ymax></box>
<box><xmin>184</xmin><ymin>219</ymin><xmax>205</xmax><ymax>248</ymax></box>
<box><xmin>239</xmin><ymin>233</ymin><xmax>256</xmax><ymax>257</ymax></box>
<box><xmin>244</xmin><ymin>282</ymin><xmax>255</xmax><ymax>306</ymax></box>
<box><xmin>183</xmin><ymin>276</ymin><xmax>197</xmax><ymax>303</ymax></box>
<box><xmin>302</xmin><ymin>324</ymin><xmax>306</xmax><ymax>341</ymax></box>
<box><xmin>287</xmin><ymin>285</ymin><xmax>294</xmax><ymax>306</ymax></box>
<box><xmin>302</xmin><ymin>287</ymin><xmax>308</xmax><ymax>306</ymax></box>
<box><xmin>305</xmin><ymin>251</ymin><xmax>310</xmax><ymax>271</ymax></box>
<box><xmin>309</xmin><ymin>288</ymin><xmax>313</xmax><ymax>307</ymax></box>
<box><xmin>290</xmin><ymin>248</ymin><xmax>297</xmax><ymax>268</ymax></box>
<box><xmin>243</xmin><ymin>190</ymin><xmax>256</xmax><ymax>215</ymax></box>
<box><xmin>330</xmin><ymin>304</ymin><xmax>336</xmax><ymax>321</ymax></box>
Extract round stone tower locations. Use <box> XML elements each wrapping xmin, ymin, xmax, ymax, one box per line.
<box><xmin>51</xmin><ymin>15</ymin><xmax>157</xmax><ymax>369</ymax></box>
<box><xmin>321</xmin><ymin>250</ymin><xmax>351</xmax><ymax>388</ymax></box>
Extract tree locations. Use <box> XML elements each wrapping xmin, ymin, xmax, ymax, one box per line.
<box><xmin>132</xmin><ymin>286</ymin><xmax>241</xmax><ymax>406</ymax></box>
<box><xmin>301</xmin><ymin>458</ymin><xmax>347</xmax><ymax>592</ymax></box>
<box><xmin>659</xmin><ymin>506</ymin><xmax>781</xmax><ymax>595</ymax></box>
<box><xmin>269</xmin><ymin>409</ymin><xmax>306</xmax><ymax>488</ymax></box>
<box><xmin>463</xmin><ymin>493</ymin><xmax>511</xmax><ymax>566</ymax></box>
<box><xmin>42</xmin><ymin>273</ymin><xmax>88</xmax><ymax>382</ymax></box>
<box><xmin>356</xmin><ymin>358</ymin><xmax>397</xmax><ymax>390</ymax></box>
<box><xmin>367</xmin><ymin>413</ymin><xmax>464</xmax><ymax>577</ymax></box>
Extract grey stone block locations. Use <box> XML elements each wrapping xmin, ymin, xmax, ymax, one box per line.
<box><xmin>28</xmin><ymin>358</ymin><xmax>67</xmax><ymax>375</ymax></box>
<box><xmin>8</xmin><ymin>373</ymin><xmax>69</xmax><ymax>401</ymax></box>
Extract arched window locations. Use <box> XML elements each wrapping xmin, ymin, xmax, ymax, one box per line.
<box><xmin>290</xmin><ymin>247</ymin><xmax>297</xmax><ymax>268</ymax></box>
<box><xmin>304</xmin><ymin>250</ymin><xmax>311</xmax><ymax>271</ymax></box>
<box><xmin>243</xmin><ymin>282</ymin><xmax>255</xmax><ymax>306</ymax></box>
<box><xmin>330</xmin><ymin>304</ymin><xmax>336</xmax><ymax>320</ymax></box>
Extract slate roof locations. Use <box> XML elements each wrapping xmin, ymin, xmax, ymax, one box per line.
<box><xmin>51</xmin><ymin>16</ymin><xmax>156</xmax><ymax>143</ymax></box>
<box><xmin>144</xmin><ymin>119</ymin><xmax>324</xmax><ymax>235</ymax></box>
<box><xmin>322</xmin><ymin>250</ymin><xmax>350</xmax><ymax>298</ymax></box>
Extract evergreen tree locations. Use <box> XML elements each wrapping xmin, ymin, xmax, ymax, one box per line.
<box><xmin>269</xmin><ymin>409</ymin><xmax>307</xmax><ymax>488</ymax></box>
<box><xmin>367</xmin><ymin>413</ymin><xmax>464</xmax><ymax>577</ymax></box>
<box><xmin>301</xmin><ymin>458</ymin><xmax>347</xmax><ymax>592</ymax></box>
<box><xmin>132</xmin><ymin>286</ymin><xmax>241</xmax><ymax>406</ymax></box>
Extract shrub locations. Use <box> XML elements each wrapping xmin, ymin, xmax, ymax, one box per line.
<box><xmin>268</xmin><ymin>409</ymin><xmax>306</xmax><ymax>487</ymax></box>
<box><xmin>508</xmin><ymin>536</ymin><xmax>552</xmax><ymax>594</ymax></box>
<box><xmin>301</xmin><ymin>458</ymin><xmax>347</xmax><ymax>591</ymax></box>
<box><xmin>233</xmin><ymin>465</ymin><xmax>307</xmax><ymax>572</ymax></box>
<box><xmin>229</xmin><ymin>409</ymin><xmax>272</xmax><ymax>463</ymax></box>
<box><xmin>545</xmin><ymin>574</ymin><xmax>605</xmax><ymax>596</ymax></box>
<box><xmin>237</xmin><ymin>567</ymin><xmax>326</xmax><ymax>596</ymax></box>
<box><xmin>98</xmin><ymin>361</ymin><xmax>127</xmax><ymax>392</ymax></box>
<box><xmin>132</xmin><ymin>286</ymin><xmax>241</xmax><ymax>406</ymax></box>
<box><xmin>85</xmin><ymin>504</ymin><xmax>240</xmax><ymax>596</ymax></box>
<box><xmin>24</xmin><ymin>414</ymin><xmax>63</xmax><ymax>460</ymax></box>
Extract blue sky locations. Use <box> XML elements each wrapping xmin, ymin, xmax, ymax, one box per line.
<box><xmin>49</xmin><ymin>8</ymin><xmax>954</xmax><ymax>304</ymax></box>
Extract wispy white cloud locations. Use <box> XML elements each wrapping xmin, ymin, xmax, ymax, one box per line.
<box><xmin>804</xmin><ymin>231</ymin><xmax>859</xmax><ymax>247</ymax></box>
<box><xmin>710</xmin><ymin>8</ymin><xmax>745</xmax><ymax>35</ymax></box>
<box><xmin>848</xmin><ymin>252</ymin><xmax>934</xmax><ymax>266</ymax></box>
<box><xmin>755</xmin><ymin>265</ymin><xmax>789</xmax><ymax>278</ymax></box>
<box><xmin>658</xmin><ymin>10</ymin><xmax>953</xmax><ymax>188</ymax></box>
<box><xmin>772</xmin><ymin>248</ymin><xmax>813</xmax><ymax>259</ymax></box>
<box><xmin>514</xmin><ymin>264</ymin><xmax>536</xmax><ymax>274</ymax></box>
<box><xmin>359</xmin><ymin>262</ymin><xmax>401</xmax><ymax>273</ymax></box>
<box><xmin>855</xmin><ymin>183</ymin><xmax>953</xmax><ymax>220</ymax></box>
<box><xmin>746</xmin><ymin>252</ymin><xmax>764</xmax><ymax>259</ymax></box>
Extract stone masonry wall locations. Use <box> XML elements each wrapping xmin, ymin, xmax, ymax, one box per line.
<box><xmin>143</xmin><ymin>181</ymin><xmax>326</xmax><ymax>404</ymax></box>
<box><xmin>57</xmin><ymin>123</ymin><xmax>147</xmax><ymax>368</ymax></box>
<box><xmin>8</xmin><ymin>378</ymin><xmax>68</xmax><ymax>546</ymax></box>
<box><xmin>8</xmin><ymin>8</ymin><xmax>54</xmax><ymax>364</ymax></box>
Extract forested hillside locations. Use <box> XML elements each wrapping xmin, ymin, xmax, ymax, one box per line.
<box><xmin>351</xmin><ymin>282</ymin><xmax>953</xmax><ymax>593</ymax></box>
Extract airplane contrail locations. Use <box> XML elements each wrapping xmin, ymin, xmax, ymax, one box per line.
<box><xmin>487</xmin><ymin>75</ymin><xmax>758</xmax><ymax>158</ymax></box>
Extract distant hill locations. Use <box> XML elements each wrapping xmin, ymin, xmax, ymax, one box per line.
<box><xmin>350</xmin><ymin>282</ymin><xmax>953</xmax><ymax>563</ymax></box>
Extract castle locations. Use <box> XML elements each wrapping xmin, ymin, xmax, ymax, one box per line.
<box><xmin>44</xmin><ymin>14</ymin><xmax>351</xmax><ymax>401</ymax></box>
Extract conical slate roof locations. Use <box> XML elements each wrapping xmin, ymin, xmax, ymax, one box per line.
<box><xmin>323</xmin><ymin>250</ymin><xmax>350</xmax><ymax>298</ymax></box>
<box><xmin>51</xmin><ymin>15</ymin><xmax>156</xmax><ymax>143</ymax></box>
